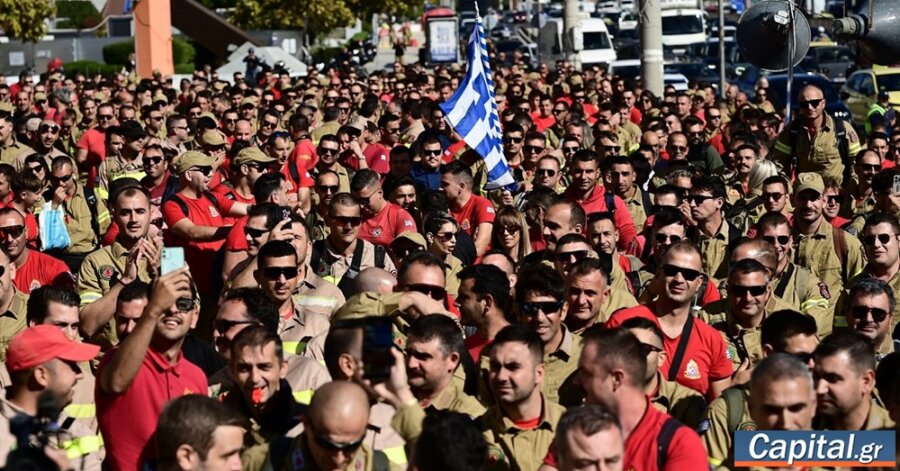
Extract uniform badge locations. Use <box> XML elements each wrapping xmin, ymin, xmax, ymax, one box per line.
<box><xmin>683</xmin><ymin>359</ymin><xmax>701</xmax><ymax>380</ymax></box>
<box><xmin>372</xmin><ymin>227</ymin><xmax>382</xmax><ymax>237</ymax></box>
<box><xmin>209</xmin><ymin>206</ymin><xmax>220</xmax><ymax>218</ymax></box>
<box><xmin>486</xmin><ymin>206</ymin><xmax>495</xmax><ymax>214</ymax></box>
<box><xmin>697</xmin><ymin>418</ymin><xmax>710</xmax><ymax>434</ymax></box>
<box><xmin>737</xmin><ymin>421</ymin><xmax>758</xmax><ymax>431</ymax></box>
<box><xmin>486</xmin><ymin>445</ymin><xmax>505</xmax><ymax>464</ymax></box>
<box><xmin>291</xmin><ymin>448</ymin><xmax>305</xmax><ymax>470</ymax></box>
<box><xmin>461</xmin><ymin>220</ymin><xmax>471</xmax><ymax>231</ymax></box>
<box><xmin>29</xmin><ymin>280</ymin><xmax>41</xmax><ymax>292</ymax></box>
<box><xmin>818</xmin><ymin>281</ymin><xmax>831</xmax><ymax>299</ymax></box>
<box><xmin>725</xmin><ymin>345</ymin><xmax>738</xmax><ymax>361</ymax></box>
<box><xmin>99</xmin><ymin>265</ymin><xmax>116</xmax><ymax>281</ymax></box>
<box><xmin>403</xmin><ymin>219</ymin><xmax>413</xmax><ymax>227</ymax></box>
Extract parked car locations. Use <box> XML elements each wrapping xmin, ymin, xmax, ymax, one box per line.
<box><xmin>665</xmin><ymin>62</ymin><xmax>721</xmax><ymax>85</ymax></box>
<box><xmin>841</xmin><ymin>68</ymin><xmax>900</xmax><ymax>128</ymax></box>
<box><xmin>490</xmin><ymin>23</ymin><xmax>514</xmax><ymax>40</ymax></box>
<box><xmin>806</xmin><ymin>45</ymin><xmax>854</xmax><ymax>83</ymax></box>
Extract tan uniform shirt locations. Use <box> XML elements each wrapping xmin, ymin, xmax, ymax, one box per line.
<box><xmin>0</xmin><ymin>290</ymin><xmax>28</xmax><ymax>361</ymax></box>
<box><xmin>0</xmin><ymin>138</ymin><xmax>31</xmax><ymax>166</ymax></box>
<box><xmin>693</xmin><ymin>220</ymin><xmax>735</xmax><ymax>280</ymax></box>
<box><xmin>480</xmin><ymin>396</ymin><xmax>565</xmax><ymax>471</ymax></box>
<box><xmin>793</xmin><ymin>220</ymin><xmax>865</xmax><ymax>319</ymax></box>
<box><xmin>278</xmin><ymin>303</ymin><xmax>330</xmax><ymax>360</ymax></box>
<box><xmin>293</xmin><ymin>267</ymin><xmax>345</xmax><ymax>319</ymax></box>
<box><xmin>48</xmin><ymin>184</ymin><xmax>111</xmax><ymax>254</ymax></box>
<box><xmin>314</xmin><ymin>239</ymin><xmax>397</xmax><ymax>287</ymax></box>
<box><xmin>699</xmin><ymin>385</ymin><xmax>754</xmax><ymax>470</ymax></box>
<box><xmin>542</xmin><ymin>326</ymin><xmax>582</xmax><ymax>407</ymax></box>
<box><xmin>96</xmin><ymin>154</ymin><xmax>146</xmax><ymax>200</ymax></box>
<box><xmin>620</xmin><ymin>187</ymin><xmax>649</xmax><ymax>233</ymax></box>
<box><xmin>768</xmin><ymin>262</ymin><xmax>831</xmax><ymax>336</ymax></box>
<box><xmin>773</xmin><ymin>115</ymin><xmax>862</xmax><ymax>185</ymax></box>
<box><xmin>651</xmin><ymin>371</ymin><xmax>707</xmax><ymax>429</ymax></box>
<box><xmin>391</xmin><ymin>381</ymin><xmax>487</xmax><ymax>442</ymax></box>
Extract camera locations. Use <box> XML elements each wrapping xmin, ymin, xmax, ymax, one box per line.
<box><xmin>5</xmin><ymin>392</ymin><xmax>65</xmax><ymax>471</ymax></box>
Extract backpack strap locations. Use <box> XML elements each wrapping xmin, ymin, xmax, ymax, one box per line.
<box><xmin>266</xmin><ymin>435</ymin><xmax>294</xmax><ymax>470</ymax></box>
<box><xmin>170</xmin><ymin>194</ymin><xmax>190</xmax><ymax>219</ymax></box>
<box><xmin>374</xmin><ymin>244</ymin><xmax>386</xmax><ymax>268</ymax></box>
<box><xmin>83</xmin><ymin>186</ymin><xmax>100</xmax><ymax>239</ymax></box>
<box><xmin>310</xmin><ymin>239</ymin><xmax>326</xmax><ymax>276</ymax></box>
<box><xmin>372</xmin><ymin>450</ymin><xmax>390</xmax><ymax>471</ymax></box>
<box><xmin>773</xmin><ymin>262</ymin><xmax>795</xmax><ymax>299</ymax></box>
<box><xmin>831</xmin><ymin>225</ymin><xmax>848</xmax><ymax>268</ymax></box>
<box><xmin>656</xmin><ymin>417</ymin><xmax>682</xmax><ymax>469</ymax></box>
<box><xmin>203</xmin><ymin>190</ymin><xmax>222</xmax><ymax>211</ymax></box>
<box><xmin>722</xmin><ymin>386</ymin><xmax>746</xmax><ymax>433</ymax></box>
<box><xmin>667</xmin><ymin>313</ymin><xmax>694</xmax><ymax>381</ymax></box>
<box><xmin>605</xmin><ymin>191</ymin><xmax>616</xmax><ymax>214</ymax></box>
<box><xmin>336</xmin><ymin>241</ymin><xmax>367</xmax><ymax>297</ymax></box>
<box><xmin>639</xmin><ymin>187</ymin><xmax>653</xmax><ymax>216</ymax></box>
<box><xmin>288</xmin><ymin>160</ymin><xmax>300</xmax><ymax>183</ymax></box>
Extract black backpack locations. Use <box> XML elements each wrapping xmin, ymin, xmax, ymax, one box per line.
<box><xmin>311</xmin><ymin>239</ymin><xmax>386</xmax><ymax>298</ymax></box>
<box><xmin>787</xmin><ymin>114</ymin><xmax>851</xmax><ymax>182</ymax></box>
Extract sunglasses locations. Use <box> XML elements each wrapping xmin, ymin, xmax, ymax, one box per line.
<box><xmin>191</xmin><ymin>166</ymin><xmax>213</xmax><ymax>177</ymax></box>
<box><xmin>39</xmin><ymin>124</ymin><xmax>60</xmax><ymax>133</ymax></box>
<box><xmin>825</xmin><ymin>195</ymin><xmax>841</xmax><ymax>205</ymax></box>
<box><xmin>730</xmin><ymin>285</ymin><xmax>767</xmax><ymax>297</ymax></box>
<box><xmin>603</xmin><ymin>145</ymin><xmax>621</xmax><ymax>154</ymax></box>
<box><xmin>762</xmin><ymin>235</ymin><xmax>790</xmax><ymax>246</ymax></box>
<box><xmin>661</xmin><ymin>264</ymin><xmax>702</xmax><ymax>282</ymax></box>
<box><xmin>501</xmin><ymin>225</ymin><xmax>521</xmax><ymax>234</ymax></box>
<box><xmin>214</xmin><ymin>319</ymin><xmax>257</xmax><ymax>333</ymax></box>
<box><xmin>667</xmin><ymin>145</ymin><xmax>688</xmax><ymax>152</ymax></box>
<box><xmin>245</xmin><ymin>226</ymin><xmax>268</xmax><ymax>239</ymax></box>
<box><xmin>524</xmin><ymin>145</ymin><xmax>544</xmax><ymax>154</ymax></box>
<box><xmin>385</xmin><ymin>127</ymin><xmax>401</xmax><ymax>134</ymax></box>
<box><xmin>317</xmin><ymin>184</ymin><xmax>339</xmax><ymax>194</ymax></box>
<box><xmin>553</xmin><ymin>108</ymin><xmax>567</xmax><ymax>114</ymax></box>
<box><xmin>762</xmin><ymin>192</ymin><xmax>784</xmax><ymax>201</ymax></box>
<box><xmin>521</xmin><ymin>300</ymin><xmax>565</xmax><ymax>316</ymax></box>
<box><xmin>799</xmin><ymin>98</ymin><xmax>823</xmax><ymax>108</ymax></box>
<box><xmin>262</xmin><ymin>266</ymin><xmax>299</xmax><ymax>280</ymax></box>
<box><xmin>554</xmin><ymin>250</ymin><xmax>589</xmax><ymax>262</ymax></box>
<box><xmin>0</xmin><ymin>225</ymin><xmax>25</xmax><ymax>239</ymax></box>
<box><xmin>407</xmin><ymin>283</ymin><xmax>447</xmax><ymax>301</ymax></box>
<box><xmin>51</xmin><ymin>173</ymin><xmax>73</xmax><ymax>183</ymax></box>
<box><xmin>708</xmin><ymin>114</ymin><xmax>722</xmax><ymax>120</ymax></box>
<box><xmin>536</xmin><ymin>169</ymin><xmax>557</xmax><ymax>177</ymax></box>
<box><xmin>504</xmin><ymin>137</ymin><xmax>523</xmax><ymax>144</ymax></box>
<box><xmin>850</xmin><ymin>305</ymin><xmax>889</xmax><ymax>323</ymax></box>
<box><xmin>434</xmin><ymin>231</ymin><xmax>457</xmax><ymax>241</ymax></box>
<box><xmin>859</xmin><ymin>163</ymin><xmax>881</xmax><ymax>172</ymax></box>
<box><xmin>318</xmin><ymin>147</ymin><xmax>339</xmax><ymax>156</ymax></box>
<box><xmin>175</xmin><ymin>298</ymin><xmax>196</xmax><ymax>312</ymax></box>
<box><xmin>332</xmin><ymin>216</ymin><xmax>362</xmax><ymax>226</ymax></box>
<box><xmin>145</xmin><ymin>156</ymin><xmax>164</xmax><ymax>165</ymax></box>
<box><xmin>563</xmin><ymin>146</ymin><xmax>580</xmax><ymax>153</ymax></box>
<box><xmin>862</xmin><ymin>233</ymin><xmax>896</xmax><ymax>246</ymax></box>
<box><xmin>311</xmin><ymin>427</ymin><xmax>364</xmax><ymax>452</ymax></box>
<box><xmin>423</xmin><ymin>149</ymin><xmax>442</xmax><ymax>157</ymax></box>
<box><xmin>97</xmin><ymin>114</ymin><xmax>114</xmax><ymax>120</ymax></box>
<box><xmin>640</xmin><ymin>342</ymin><xmax>664</xmax><ymax>355</ymax></box>
<box><xmin>790</xmin><ymin>351</ymin><xmax>814</xmax><ymax>364</ymax></box>
<box><xmin>655</xmin><ymin>233</ymin><xmax>682</xmax><ymax>244</ymax></box>
<box><xmin>687</xmin><ymin>194</ymin><xmax>715</xmax><ymax>205</ymax></box>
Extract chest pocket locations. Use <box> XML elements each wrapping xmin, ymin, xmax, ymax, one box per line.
<box><xmin>811</xmin><ymin>133</ymin><xmax>840</xmax><ymax>166</ymax></box>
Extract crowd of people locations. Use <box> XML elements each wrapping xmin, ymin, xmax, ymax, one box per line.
<box><xmin>0</xmin><ymin>48</ymin><xmax>897</xmax><ymax>471</ymax></box>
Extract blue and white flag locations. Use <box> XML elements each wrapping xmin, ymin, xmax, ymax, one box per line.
<box><xmin>439</xmin><ymin>13</ymin><xmax>515</xmax><ymax>190</ymax></box>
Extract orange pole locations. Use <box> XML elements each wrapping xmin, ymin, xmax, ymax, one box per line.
<box><xmin>134</xmin><ymin>0</ymin><xmax>174</xmax><ymax>78</ymax></box>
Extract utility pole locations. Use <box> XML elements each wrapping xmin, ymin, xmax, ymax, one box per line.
<box><xmin>718</xmin><ymin>0</ymin><xmax>726</xmax><ymax>97</ymax></box>
<box><xmin>640</xmin><ymin>0</ymin><xmax>664</xmax><ymax>95</ymax></box>
<box><xmin>563</xmin><ymin>0</ymin><xmax>582</xmax><ymax>69</ymax></box>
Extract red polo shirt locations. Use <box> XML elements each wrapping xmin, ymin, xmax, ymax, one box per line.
<box><xmin>162</xmin><ymin>192</ymin><xmax>234</xmax><ymax>294</ymax></box>
<box><xmin>543</xmin><ymin>397</ymin><xmax>707</xmax><ymax>470</ymax></box>
<box><xmin>450</xmin><ymin>194</ymin><xmax>495</xmax><ymax>236</ymax></box>
<box><xmin>291</xmin><ymin>138</ymin><xmax>317</xmax><ymax>171</ymax></box>
<box><xmin>76</xmin><ymin>128</ymin><xmax>106</xmax><ymax>187</ymax></box>
<box><xmin>606</xmin><ymin>304</ymin><xmax>733</xmax><ymax>400</ymax></box>
<box><xmin>14</xmin><ymin>249</ymin><xmax>74</xmax><ymax>293</ymax></box>
<box><xmin>564</xmin><ymin>184</ymin><xmax>637</xmax><ymax>250</ymax></box>
<box><xmin>359</xmin><ymin>202</ymin><xmax>417</xmax><ymax>248</ymax></box>
<box><xmin>96</xmin><ymin>346</ymin><xmax>208</xmax><ymax>471</ymax></box>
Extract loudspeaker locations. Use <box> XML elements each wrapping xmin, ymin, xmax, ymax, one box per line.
<box><xmin>736</xmin><ymin>0</ymin><xmax>810</xmax><ymax>71</ymax></box>
<box><xmin>832</xmin><ymin>0</ymin><xmax>900</xmax><ymax>65</ymax></box>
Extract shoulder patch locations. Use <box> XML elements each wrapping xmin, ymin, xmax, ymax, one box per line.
<box><xmin>725</xmin><ymin>344</ymin><xmax>738</xmax><ymax>361</ymax></box>
<box><xmin>737</xmin><ymin>421</ymin><xmax>758</xmax><ymax>431</ymax></box>
<box><xmin>684</xmin><ymin>359</ymin><xmax>702</xmax><ymax>380</ymax></box>
<box><xmin>848</xmin><ymin>129</ymin><xmax>859</xmax><ymax>143</ymax></box>
<box><xmin>697</xmin><ymin>418</ymin><xmax>710</xmax><ymax>435</ymax></box>
<box><xmin>486</xmin><ymin>444</ymin><xmax>505</xmax><ymax>465</ymax></box>
<box><xmin>818</xmin><ymin>281</ymin><xmax>831</xmax><ymax>299</ymax></box>
<box><xmin>291</xmin><ymin>447</ymin><xmax>305</xmax><ymax>470</ymax></box>
<box><xmin>99</xmin><ymin>265</ymin><xmax>116</xmax><ymax>281</ymax></box>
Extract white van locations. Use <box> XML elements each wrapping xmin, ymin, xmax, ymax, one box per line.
<box><xmin>580</xmin><ymin>18</ymin><xmax>617</xmax><ymax>67</ymax></box>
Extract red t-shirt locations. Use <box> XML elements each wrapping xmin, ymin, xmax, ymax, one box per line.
<box><xmin>530</xmin><ymin>112</ymin><xmax>556</xmax><ymax>133</ymax></box>
<box><xmin>1</xmin><ymin>203</ymin><xmax>39</xmax><ymax>248</ymax></box>
<box><xmin>96</xmin><ymin>346</ymin><xmax>208</xmax><ymax>471</ymax></box>
<box><xmin>564</xmin><ymin>184</ymin><xmax>637</xmax><ymax>250</ymax></box>
<box><xmin>280</xmin><ymin>160</ymin><xmax>315</xmax><ymax>196</ymax></box>
<box><xmin>76</xmin><ymin>128</ymin><xmax>106</xmax><ymax>187</ymax></box>
<box><xmin>142</xmin><ymin>172</ymin><xmax>171</xmax><ymax>205</ymax></box>
<box><xmin>606</xmin><ymin>304</ymin><xmax>733</xmax><ymax>399</ymax></box>
<box><xmin>450</xmin><ymin>195</ymin><xmax>495</xmax><ymax>236</ymax></box>
<box><xmin>162</xmin><ymin>192</ymin><xmax>234</xmax><ymax>294</ymax></box>
<box><xmin>14</xmin><ymin>249</ymin><xmax>74</xmax><ymax>293</ymax></box>
<box><xmin>224</xmin><ymin>218</ymin><xmax>249</xmax><ymax>251</ymax></box>
<box><xmin>291</xmin><ymin>138</ymin><xmax>318</xmax><ymax>172</ymax></box>
<box><xmin>359</xmin><ymin>203</ymin><xmax>417</xmax><ymax>248</ymax></box>
<box><xmin>211</xmin><ymin>184</ymin><xmax>254</xmax><ymax>226</ymax></box>
<box><xmin>465</xmin><ymin>331</ymin><xmax>490</xmax><ymax>364</ymax></box>
<box><xmin>543</xmin><ymin>397</ymin><xmax>708</xmax><ymax>471</ymax></box>
<box><xmin>339</xmin><ymin>144</ymin><xmax>390</xmax><ymax>174</ymax></box>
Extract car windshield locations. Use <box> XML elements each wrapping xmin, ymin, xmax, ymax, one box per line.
<box><xmin>662</xmin><ymin>16</ymin><xmax>704</xmax><ymax>35</ymax></box>
<box><xmin>877</xmin><ymin>74</ymin><xmax>900</xmax><ymax>92</ymax></box>
<box><xmin>583</xmin><ymin>32</ymin><xmax>612</xmax><ymax>49</ymax></box>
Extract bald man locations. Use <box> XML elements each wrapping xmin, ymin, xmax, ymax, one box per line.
<box><xmin>354</xmin><ymin>267</ymin><xmax>397</xmax><ymax>295</ymax></box>
<box><xmin>262</xmin><ymin>381</ymin><xmax>385</xmax><ymax>470</ymax></box>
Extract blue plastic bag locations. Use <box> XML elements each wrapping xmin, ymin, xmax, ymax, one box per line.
<box><xmin>39</xmin><ymin>201</ymin><xmax>71</xmax><ymax>251</ymax></box>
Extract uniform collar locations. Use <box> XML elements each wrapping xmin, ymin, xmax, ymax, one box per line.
<box><xmin>1</xmin><ymin>289</ymin><xmax>26</xmax><ymax>319</ymax></box>
<box><xmin>146</xmin><ymin>344</ymin><xmax>185</xmax><ymax>375</ymax></box>
<box><xmin>427</xmin><ymin>381</ymin><xmax>465</xmax><ymax>411</ymax></box>
<box><xmin>548</xmin><ymin>325</ymin><xmax>576</xmax><ymax>361</ymax></box>
<box><xmin>491</xmin><ymin>394</ymin><xmax>560</xmax><ymax>433</ymax></box>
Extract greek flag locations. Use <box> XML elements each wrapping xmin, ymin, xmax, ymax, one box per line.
<box><xmin>440</xmin><ymin>14</ymin><xmax>515</xmax><ymax>190</ymax></box>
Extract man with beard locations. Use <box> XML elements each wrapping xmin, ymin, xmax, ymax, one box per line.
<box><xmin>602</xmin><ymin>155</ymin><xmax>651</xmax><ymax>232</ymax></box>
<box><xmin>97</xmin><ymin>120</ymin><xmax>147</xmax><ymax>201</ymax></box>
<box><xmin>588</xmin><ymin>212</ymin><xmax>646</xmax><ymax>297</ymax></box>
<box><xmin>79</xmin><ymin>185</ymin><xmax>160</xmax><ymax>348</ymax></box>
<box><xmin>140</xmin><ymin>143</ymin><xmax>178</xmax><ymax>205</ymax></box>
<box><xmin>212</xmin><ymin>146</ymin><xmax>276</xmax><ymax>212</ymax></box>
<box><xmin>75</xmin><ymin>102</ymin><xmax>117</xmax><ymax>177</ymax></box>
<box><xmin>225</xmin><ymin>202</ymin><xmax>291</xmax><ymax>288</ymax></box>
<box><xmin>441</xmin><ymin>161</ymin><xmax>496</xmax><ymax>256</ymax></box>
<box><xmin>607</xmin><ymin>242</ymin><xmax>733</xmax><ymax>400</ymax></box>
<box><xmin>522</xmin><ymin>200</ymin><xmax>584</xmax><ymax>265</ymax></box>
<box><xmin>0</xmin><ymin>207</ymin><xmax>72</xmax><ymax>293</ymax></box>
<box><xmin>846</xmin><ymin>278</ymin><xmax>895</xmax><ymax>359</ymax></box>
<box><xmin>410</xmin><ymin>135</ymin><xmax>444</xmax><ymax>193</ymax></box>
<box><xmin>96</xmin><ymin>267</ymin><xmax>207</xmax><ymax>471</ymax></box>
<box><xmin>352</xmin><ymin>169</ymin><xmax>416</xmax><ymax>248</ymax></box>
<box><xmin>563</xmin><ymin>150</ymin><xmax>636</xmax><ymax>249</ymax></box>
<box><xmin>383</xmin><ymin>145</ymin><xmax>412</xmax><ymax>193</ymax></box>
<box><xmin>312</xmin><ymin>134</ymin><xmax>351</xmax><ymax>193</ymax></box>
<box><xmin>840</xmin><ymin>150</ymin><xmax>881</xmax><ymax>218</ymax></box>
<box><xmin>268</xmin><ymin>131</ymin><xmax>313</xmax><ymax>214</ymax></box>
<box><xmin>14</xmin><ymin>119</ymin><xmax>67</xmax><ymax>169</ymax></box>
<box><xmin>813</xmin><ymin>331</ymin><xmax>894</xmax><ymax>430</ymax></box>
<box><xmin>792</xmin><ymin>172</ymin><xmax>864</xmax><ymax>304</ymax></box>
<box><xmin>456</xmin><ymin>264</ymin><xmax>513</xmax><ymax>363</ymax></box>
<box><xmin>683</xmin><ymin>116</ymin><xmax>724</xmax><ymax>176</ymax></box>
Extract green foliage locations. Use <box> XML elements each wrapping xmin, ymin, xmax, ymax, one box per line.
<box><xmin>0</xmin><ymin>0</ymin><xmax>54</xmax><ymax>42</ymax></box>
<box><xmin>64</xmin><ymin>60</ymin><xmax>122</xmax><ymax>76</ymax></box>
<box><xmin>102</xmin><ymin>38</ymin><xmax>196</xmax><ymax>66</ymax></box>
<box><xmin>311</xmin><ymin>46</ymin><xmax>344</xmax><ymax>65</ymax></box>
<box><xmin>230</xmin><ymin>0</ymin><xmax>424</xmax><ymax>36</ymax></box>
<box><xmin>56</xmin><ymin>0</ymin><xmax>101</xmax><ymax>29</ymax></box>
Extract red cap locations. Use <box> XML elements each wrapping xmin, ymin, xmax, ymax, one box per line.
<box><xmin>6</xmin><ymin>325</ymin><xmax>99</xmax><ymax>372</ymax></box>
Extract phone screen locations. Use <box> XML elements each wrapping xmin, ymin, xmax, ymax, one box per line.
<box><xmin>893</xmin><ymin>175</ymin><xmax>900</xmax><ymax>195</ymax></box>
<box><xmin>362</xmin><ymin>317</ymin><xmax>394</xmax><ymax>384</ymax></box>
<box><xmin>161</xmin><ymin>247</ymin><xmax>186</xmax><ymax>275</ymax></box>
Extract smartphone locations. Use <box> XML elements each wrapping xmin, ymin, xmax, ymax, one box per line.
<box><xmin>893</xmin><ymin>175</ymin><xmax>900</xmax><ymax>195</ymax></box>
<box><xmin>361</xmin><ymin>317</ymin><xmax>394</xmax><ymax>384</ymax></box>
<box><xmin>161</xmin><ymin>247</ymin><xmax>186</xmax><ymax>275</ymax></box>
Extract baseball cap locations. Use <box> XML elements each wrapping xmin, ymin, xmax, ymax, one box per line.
<box><xmin>794</xmin><ymin>172</ymin><xmax>824</xmax><ymax>195</ymax></box>
<box><xmin>234</xmin><ymin>147</ymin><xmax>277</xmax><ymax>166</ymax></box>
<box><xmin>6</xmin><ymin>325</ymin><xmax>99</xmax><ymax>372</ymax></box>
<box><xmin>240</xmin><ymin>97</ymin><xmax>256</xmax><ymax>108</ymax></box>
<box><xmin>0</xmin><ymin>102</ymin><xmax>13</xmax><ymax>113</ymax></box>
<box><xmin>390</xmin><ymin>231</ymin><xmax>426</xmax><ymax>251</ymax></box>
<box><xmin>348</xmin><ymin>117</ymin><xmax>367</xmax><ymax>132</ymax></box>
<box><xmin>115</xmin><ymin>119</ymin><xmax>147</xmax><ymax>140</ymax></box>
<box><xmin>175</xmin><ymin>150</ymin><xmax>217</xmax><ymax>174</ymax></box>
<box><xmin>879</xmin><ymin>89</ymin><xmax>890</xmax><ymax>101</ymax></box>
<box><xmin>33</xmin><ymin>92</ymin><xmax>47</xmax><ymax>102</ymax></box>
<box><xmin>199</xmin><ymin>130</ymin><xmax>226</xmax><ymax>146</ymax></box>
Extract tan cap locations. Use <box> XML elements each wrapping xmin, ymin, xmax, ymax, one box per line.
<box><xmin>240</xmin><ymin>97</ymin><xmax>256</xmax><ymax>107</ymax></box>
<box><xmin>347</xmin><ymin>117</ymin><xmax>367</xmax><ymax>132</ymax></box>
<box><xmin>0</xmin><ymin>101</ymin><xmax>14</xmax><ymax>113</ymax></box>
<box><xmin>33</xmin><ymin>92</ymin><xmax>47</xmax><ymax>102</ymax></box>
<box><xmin>395</xmin><ymin>73</ymin><xmax>406</xmax><ymax>81</ymax></box>
<box><xmin>794</xmin><ymin>172</ymin><xmax>824</xmax><ymax>195</ymax></box>
<box><xmin>390</xmin><ymin>231</ymin><xmax>426</xmax><ymax>251</ymax></box>
<box><xmin>94</xmin><ymin>91</ymin><xmax>107</xmax><ymax>102</ymax></box>
<box><xmin>199</xmin><ymin>130</ymin><xmax>226</xmax><ymax>146</ymax></box>
<box><xmin>174</xmin><ymin>150</ymin><xmax>216</xmax><ymax>174</ymax></box>
<box><xmin>527</xmin><ymin>72</ymin><xmax>541</xmax><ymax>81</ymax></box>
<box><xmin>233</xmin><ymin>146</ymin><xmax>276</xmax><ymax>166</ymax></box>
<box><xmin>692</xmin><ymin>90</ymin><xmax>707</xmax><ymax>100</ymax></box>
<box><xmin>569</xmin><ymin>75</ymin><xmax>583</xmax><ymax>86</ymax></box>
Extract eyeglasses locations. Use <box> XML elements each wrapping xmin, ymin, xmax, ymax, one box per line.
<box><xmin>667</xmin><ymin>145</ymin><xmax>688</xmax><ymax>152</ymax></box>
<box><xmin>730</xmin><ymin>285</ymin><xmax>767</xmax><ymax>297</ymax></box>
<box><xmin>555</xmin><ymin>250</ymin><xmax>590</xmax><ymax>262</ymax></box>
<box><xmin>28</xmin><ymin>165</ymin><xmax>44</xmax><ymax>173</ymax></box>
<box><xmin>536</xmin><ymin>169</ymin><xmax>557</xmax><ymax>177</ymax></box>
<box><xmin>762</xmin><ymin>192</ymin><xmax>784</xmax><ymax>201</ymax></box>
<box><xmin>39</xmin><ymin>124</ymin><xmax>59</xmax><ymax>133</ymax></box>
<box><xmin>311</xmin><ymin>425</ymin><xmax>365</xmax><ymax>452</ymax></box>
<box><xmin>602</xmin><ymin>145</ymin><xmax>621</xmax><ymax>154</ymax></box>
<box><xmin>762</xmin><ymin>235</ymin><xmax>790</xmax><ymax>246</ymax></box>
<box><xmin>0</xmin><ymin>225</ymin><xmax>25</xmax><ymax>240</ymax></box>
<box><xmin>262</xmin><ymin>266</ymin><xmax>299</xmax><ymax>280</ymax></box>
<box><xmin>385</xmin><ymin>127</ymin><xmax>401</xmax><ymax>134</ymax></box>
<box><xmin>97</xmin><ymin>114</ymin><xmax>114</xmax><ymax>121</ymax></box>
<box><xmin>655</xmin><ymin>233</ymin><xmax>682</xmax><ymax>244</ymax></box>
<box><xmin>687</xmin><ymin>194</ymin><xmax>715</xmax><ymax>205</ymax></box>
<box><xmin>850</xmin><ymin>305</ymin><xmax>889</xmax><ymax>323</ymax></box>
<box><xmin>261</xmin><ymin>120</ymin><xmax>278</xmax><ymax>129</ymax></box>
<box><xmin>563</xmin><ymin>146</ymin><xmax>580</xmax><ymax>154</ymax></box>
<box><xmin>423</xmin><ymin>149</ymin><xmax>442</xmax><ymax>157</ymax></box>
<box><xmin>708</xmin><ymin>114</ymin><xmax>722</xmax><ymax>120</ymax></box>
<box><xmin>332</xmin><ymin>216</ymin><xmax>362</xmax><ymax>226</ymax></box>
<box><xmin>524</xmin><ymin>145</ymin><xmax>544</xmax><ymax>154</ymax></box>
<box><xmin>338</xmin><ymin>107</ymin><xmax>351</xmax><ymax>113</ymax></box>
<box><xmin>245</xmin><ymin>226</ymin><xmax>268</xmax><ymax>239</ymax></box>
<box><xmin>317</xmin><ymin>184</ymin><xmax>339</xmax><ymax>194</ymax></box>
<box><xmin>661</xmin><ymin>264</ymin><xmax>702</xmax><ymax>281</ymax></box>
<box><xmin>501</xmin><ymin>225</ymin><xmax>521</xmax><ymax>234</ymax></box>
<box><xmin>318</xmin><ymin>147</ymin><xmax>339</xmax><ymax>156</ymax></box>
<box><xmin>214</xmin><ymin>319</ymin><xmax>257</xmax><ymax>333</ymax></box>
<box><xmin>862</xmin><ymin>233</ymin><xmax>896</xmax><ymax>246</ymax></box>
<box><xmin>191</xmin><ymin>166</ymin><xmax>213</xmax><ymax>177</ymax></box>
<box><xmin>50</xmin><ymin>173</ymin><xmax>73</xmax><ymax>183</ymax></box>
<box><xmin>553</xmin><ymin>108</ymin><xmax>567</xmax><ymax>114</ymax></box>
<box><xmin>407</xmin><ymin>283</ymin><xmax>447</xmax><ymax>301</ymax></box>
<box><xmin>521</xmin><ymin>301</ymin><xmax>565</xmax><ymax>316</ymax></box>
<box><xmin>357</xmin><ymin>190</ymin><xmax>380</xmax><ymax>206</ymax></box>
<box><xmin>799</xmin><ymin>98</ymin><xmax>823</xmax><ymax>108</ymax></box>
<box><xmin>504</xmin><ymin>137</ymin><xmax>523</xmax><ymax>144</ymax></box>
<box><xmin>790</xmin><ymin>351</ymin><xmax>814</xmax><ymax>364</ymax></box>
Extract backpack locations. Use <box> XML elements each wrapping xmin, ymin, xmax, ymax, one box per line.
<box><xmin>622</xmin><ymin>254</ymin><xmax>645</xmax><ymax>298</ymax></box>
<box><xmin>831</xmin><ymin>224</ymin><xmax>849</xmax><ymax>268</ymax></box>
<box><xmin>656</xmin><ymin>417</ymin><xmax>683</xmax><ymax>469</ymax></box>
<box><xmin>724</xmin><ymin>196</ymin><xmax>762</xmax><ymax>235</ymax></box>
<box><xmin>722</xmin><ymin>386</ymin><xmax>748</xmax><ymax>432</ymax></box>
<box><xmin>311</xmin><ymin>239</ymin><xmax>386</xmax><ymax>298</ymax></box>
<box><xmin>787</xmin><ymin>114</ymin><xmax>851</xmax><ymax>182</ymax></box>
<box><xmin>83</xmin><ymin>186</ymin><xmax>100</xmax><ymax>239</ymax></box>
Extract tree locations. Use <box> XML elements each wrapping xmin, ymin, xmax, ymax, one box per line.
<box><xmin>0</xmin><ymin>0</ymin><xmax>54</xmax><ymax>43</ymax></box>
<box><xmin>230</xmin><ymin>0</ymin><xmax>423</xmax><ymax>36</ymax></box>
